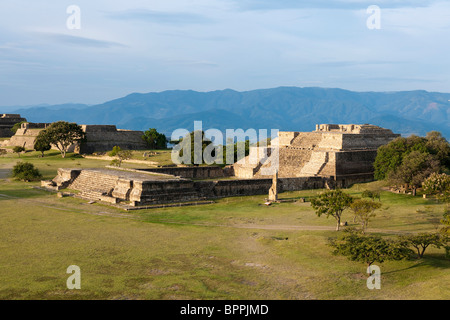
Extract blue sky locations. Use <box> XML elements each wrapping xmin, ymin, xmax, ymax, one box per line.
<box><xmin>1</xmin><ymin>0</ymin><xmax>450</xmax><ymax>106</ymax></box>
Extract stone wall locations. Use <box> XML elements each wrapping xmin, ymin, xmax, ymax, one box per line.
<box><xmin>77</xmin><ymin>125</ymin><xmax>148</xmax><ymax>153</ymax></box>
<box><xmin>0</xmin><ymin>114</ymin><xmax>27</xmax><ymax>138</ymax></box>
<box><xmin>140</xmin><ymin>166</ymin><xmax>230</xmax><ymax>179</ymax></box>
<box><xmin>6</xmin><ymin>123</ymin><xmax>148</xmax><ymax>154</ymax></box>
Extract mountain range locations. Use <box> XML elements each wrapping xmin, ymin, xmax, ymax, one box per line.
<box><xmin>7</xmin><ymin>87</ymin><xmax>450</xmax><ymax>139</ymax></box>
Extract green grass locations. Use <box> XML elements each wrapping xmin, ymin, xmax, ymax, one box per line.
<box><xmin>0</xmin><ymin>153</ymin><xmax>449</xmax><ymax>300</ymax></box>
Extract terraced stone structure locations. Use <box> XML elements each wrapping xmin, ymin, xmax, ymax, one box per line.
<box><xmin>45</xmin><ymin>168</ymin><xmax>202</xmax><ymax>206</ymax></box>
<box><xmin>45</xmin><ymin>167</ymin><xmax>333</xmax><ymax>207</ymax></box>
<box><xmin>45</xmin><ymin>124</ymin><xmax>400</xmax><ymax>208</ymax></box>
<box><xmin>0</xmin><ymin>114</ymin><xmax>27</xmax><ymax>137</ymax></box>
<box><xmin>234</xmin><ymin>124</ymin><xmax>400</xmax><ymax>184</ymax></box>
<box><xmin>5</xmin><ymin>123</ymin><xmax>147</xmax><ymax>154</ymax></box>
<box><xmin>6</xmin><ymin>122</ymin><xmax>49</xmax><ymax>148</ymax></box>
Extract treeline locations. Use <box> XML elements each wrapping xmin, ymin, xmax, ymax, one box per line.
<box><xmin>374</xmin><ymin>131</ymin><xmax>450</xmax><ymax>195</ymax></box>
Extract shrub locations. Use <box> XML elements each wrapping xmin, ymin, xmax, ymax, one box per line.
<box><xmin>108</xmin><ymin>146</ymin><xmax>122</xmax><ymax>157</ymax></box>
<box><xmin>12</xmin><ymin>162</ymin><xmax>42</xmax><ymax>182</ymax></box>
<box><xmin>12</xmin><ymin>146</ymin><xmax>25</xmax><ymax>157</ymax></box>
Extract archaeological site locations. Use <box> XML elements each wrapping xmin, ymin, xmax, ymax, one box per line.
<box><xmin>1</xmin><ymin>119</ymin><xmax>147</xmax><ymax>153</ymax></box>
<box><xmin>43</xmin><ymin>123</ymin><xmax>400</xmax><ymax>209</ymax></box>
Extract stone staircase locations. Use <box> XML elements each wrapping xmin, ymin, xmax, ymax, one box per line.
<box><xmin>299</xmin><ymin>151</ymin><xmax>329</xmax><ymax>176</ymax></box>
<box><xmin>69</xmin><ymin>170</ymin><xmax>119</xmax><ymax>201</ymax></box>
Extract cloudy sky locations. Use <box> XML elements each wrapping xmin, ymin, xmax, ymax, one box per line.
<box><xmin>1</xmin><ymin>0</ymin><xmax>450</xmax><ymax>106</ymax></box>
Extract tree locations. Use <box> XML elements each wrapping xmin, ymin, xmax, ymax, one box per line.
<box><xmin>12</xmin><ymin>146</ymin><xmax>25</xmax><ymax>157</ymax></box>
<box><xmin>425</xmin><ymin>131</ymin><xmax>450</xmax><ymax>169</ymax></box>
<box><xmin>361</xmin><ymin>190</ymin><xmax>381</xmax><ymax>201</ymax></box>
<box><xmin>0</xmin><ymin>149</ymin><xmax>7</xmax><ymax>157</ymax></box>
<box><xmin>10</xmin><ymin>121</ymin><xmax>27</xmax><ymax>134</ymax></box>
<box><xmin>422</xmin><ymin>172</ymin><xmax>450</xmax><ymax>201</ymax></box>
<box><xmin>442</xmin><ymin>213</ymin><xmax>450</xmax><ymax>234</ymax></box>
<box><xmin>175</xmin><ymin>131</ymin><xmax>215</xmax><ymax>166</ymax></box>
<box><xmin>109</xmin><ymin>146</ymin><xmax>132</xmax><ymax>167</ymax></box>
<box><xmin>329</xmin><ymin>230</ymin><xmax>411</xmax><ymax>271</ymax></box>
<box><xmin>310</xmin><ymin>189</ymin><xmax>354</xmax><ymax>231</ymax></box>
<box><xmin>374</xmin><ymin>137</ymin><xmax>409</xmax><ymax>180</ymax></box>
<box><xmin>350</xmin><ymin>199</ymin><xmax>382</xmax><ymax>233</ymax></box>
<box><xmin>142</xmin><ymin>128</ymin><xmax>168</xmax><ymax>149</ymax></box>
<box><xmin>108</xmin><ymin>146</ymin><xmax>122</xmax><ymax>157</ymax></box>
<box><xmin>374</xmin><ymin>132</ymin><xmax>450</xmax><ymax>182</ymax></box>
<box><xmin>223</xmin><ymin>139</ymin><xmax>251</xmax><ymax>164</ymax></box>
<box><xmin>12</xmin><ymin>162</ymin><xmax>42</xmax><ymax>182</ymax></box>
<box><xmin>44</xmin><ymin>121</ymin><xmax>85</xmax><ymax>158</ymax></box>
<box><xmin>399</xmin><ymin>233</ymin><xmax>448</xmax><ymax>259</ymax></box>
<box><xmin>34</xmin><ymin>130</ymin><xmax>51</xmax><ymax>157</ymax></box>
<box><xmin>388</xmin><ymin>151</ymin><xmax>441</xmax><ymax>196</ymax></box>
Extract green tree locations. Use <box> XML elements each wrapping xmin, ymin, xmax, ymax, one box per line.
<box><xmin>10</xmin><ymin>121</ymin><xmax>27</xmax><ymax>134</ymax></box>
<box><xmin>399</xmin><ymin>233</ymin><xmax>448</xmax><ymax>259</ymax></box>
<box><xmin>310</xmin><ymin>190</ymin><xmax>354</xmax><ymax>231</ymax></box>
<box><xmin>12</xmin><ymin>146</ymin><xmax>25</xmax><ymax>157</ymax></box>
<box><xmin>223</xmin><ymin>140</ymin><xmax>251</xmax><ymax>164</ymax></box>
<box><xmin>361</xmin><ymin>190</ymin><xmax>381</xmax><ymax>201</ymax></box>
<box><xmin>175</xmin><ymin>131</ymin><xmax>215</xmax><ymax>166</ymax></box>
<box><xmin>422</xmin><ymin>172</ymin><xmax>450</xmax><ymax>202</ymax></box>
<box><xmin>441</xmin><ymin>210</ymin><xmax>450</xmax><ymax>235</ymax></box>
<box><xmin>12</xmin><ymin>162</ymin><xmax>42</xmax><ymax>182</ymax></box>
<box><xmin>388</xmin><ymin>151</ymin><xmax>441</xmax><ymax>196</ymax></box>
<box><xmin>109</xmin><ymin>146</ymin><xmax>132</xmax><ymax>167</ymax></box>
<box><xmin>329</xmin><ymin>230</ymin><xmax>411</xmax><ymax>270</ymax></box>
<box><xmin>142</xmin><ymin>128</ymin><xmax>168</xmax><ymax>149</ymax></box>
<box><xmin>34</xmin><ymin>130</ymin><xmax>51</xmax><ymax>157</ymax></box>
<box><xmin>108</xmin><ymin>146</ymin><xmax>122</xmax><ymax>157</ymax></box>
<box><xmin>350</xmin><ymin>199</ymin><xmax>382</xmax><ymax>233</ymax></box>
<box><xmin>425</xmin><ymin>131</ymin><xmax>450</xmax><ymax>169</ymax></box>
<box><xmin>0</xmin><ymin>149</ymin><xmax>7</xmax><ymax>157</ymax></box>
<box><xmin>44</xmin><ymin>121</ymin><xmax>85</xmax><ymax>158</ymax></box>
<box><xmin>374</xmin><ymin>137</ymin><xmax>409</xmax><ymax>180</ymax></box>
<box><xmin>374</xmin><ymin>132</ymin><xmax>450</xmax><ymax>182</ymax></box>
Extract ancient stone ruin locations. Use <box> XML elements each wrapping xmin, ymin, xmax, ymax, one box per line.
<box><xmin>44</xmin><ymin>167</ymin><xmax>332</xmax><ymax>208</ymax></box>
<box><xmin>0</xmin><ymin>114</ymin><xmax>27</xmax><ymax>138</ymax></box>
<box><xmin>45</xmin><ymin>124</ymin><xmax>400</xmax><ymax>209</ymax></box>
<box><xmin>234</xmin><ymin>124</ymin><xmax>400</xmax><ymax>186</ymax></box>
<box><xmin>6</xmin><ymin>122</ymin><xmax>49</xmax><ymax>149</ymax></box>
<box><xmin>4</xmin><ymin>123</ymin><xmax>147</xmax><ymax>153</ymax></box>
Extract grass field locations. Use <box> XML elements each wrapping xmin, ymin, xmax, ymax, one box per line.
<box><xmin>0</xmin><ymin>151</ymin><xmax>449</xmax><ymax>300</ymax></box>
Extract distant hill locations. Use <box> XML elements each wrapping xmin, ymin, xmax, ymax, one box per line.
<box><xmin>9</xmin><ymin>87</ymin><xmax>450</xmax><ymax>139</ymax></box>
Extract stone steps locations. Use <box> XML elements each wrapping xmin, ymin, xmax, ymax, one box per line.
<box><xmin>69</xmin><ymin>170</ymin><xmax>119</xmax><ymax>195</ymax></box>
<box><xmin>299</xmin><ymin>151</ymin><xmax>329</xmax><ymax>176</ymax></box>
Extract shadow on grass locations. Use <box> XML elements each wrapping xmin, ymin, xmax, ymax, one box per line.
<box><xmin>0</xmin><ymin>187</ymin><xmax>54</xmax><ymax>200</ymax></box>
<box><xmin>384</xmin><ymin>255</ymin><xmax>450</xmax><ymax>275</ymax></box>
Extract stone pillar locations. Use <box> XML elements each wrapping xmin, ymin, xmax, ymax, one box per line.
<box><xmin>268</xmin><ymin>171</ymin><xmax>278</xmax><ymax>201</ymax></box>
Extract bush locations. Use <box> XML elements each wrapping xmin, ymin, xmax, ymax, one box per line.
<box><xmin>108</xmin><ymin>146</ymin><xmax>122</xmax><ymax>157</ymax></box>
<box><xmin>12</xmin><ymin>162</ymin><xmax>42</xmax><ymax>182</ymax></box>
<box><xmin>12</xmin><ymin>146</ymin><xmax>25</xmax><ymax>157</ymax></box>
